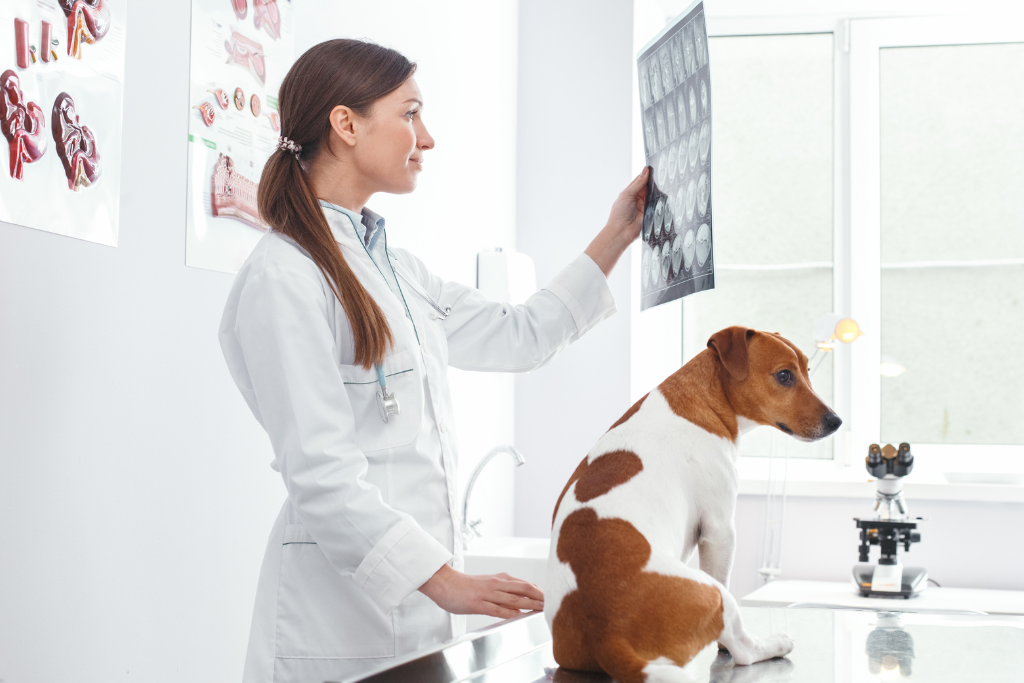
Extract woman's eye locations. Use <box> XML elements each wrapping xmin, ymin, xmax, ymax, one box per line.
<box><xmin>405</xmin><ymin>109</ymin><xmax>418</xmax><ymax>119</ymax></box>
<box><xmin>775</xmin><ymin>370</ymin><xmax>794</xmax><ymax>386</ymax></box>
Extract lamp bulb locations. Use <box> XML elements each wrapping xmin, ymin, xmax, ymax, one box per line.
<box><xmin>834</xmin><ymin>318</ymin><xmax>863</xmax><ymax>343</ymax></box>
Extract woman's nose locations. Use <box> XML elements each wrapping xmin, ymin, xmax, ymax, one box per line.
<box><xmin>418</xmin><ymin>123</ymin><xmax>435</xmax><ymax>150</ymax></box>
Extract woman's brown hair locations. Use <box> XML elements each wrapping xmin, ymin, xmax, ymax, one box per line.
<box><xmin>258</xmin><ymin>39</ymin><xmax>415</xmax><ymax>369</ymax></box>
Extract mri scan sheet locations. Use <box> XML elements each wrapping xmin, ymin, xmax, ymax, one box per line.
<box><xmin>637</xmin><ymin>0</ymin><xmax>713</xmax><ymax>311</ymax></box>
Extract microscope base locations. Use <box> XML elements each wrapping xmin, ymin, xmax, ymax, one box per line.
<box><xmin>853</xmin><ymin>563</ymin><xmax>928</xmax><ymax>598</ymax></box>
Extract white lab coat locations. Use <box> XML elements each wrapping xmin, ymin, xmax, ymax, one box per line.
<box><xmin>219</xmin><ymin>203</ymin><xmax>615</xmax><ymax>683</ymax></box>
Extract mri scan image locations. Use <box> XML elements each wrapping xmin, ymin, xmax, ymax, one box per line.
<box><xmin>677</xmin><ymin>139</ymin><xmax>688</xmax><ymax>179</ymax></box>
<box><xmin>653</xmin><ymin>196</ymin><xmax>665</xmax><ymax>237</ymax></box>
<box><xmin>644</xmin><ymin>110</ymin><xmax>657</xmax><ymax>154</ymax></box>
<box><xmin>699</xmin><ymin>120</ymin><xmax>710</xmax><ymax>164</ymax></box>
<box><xmin>641</xmin><ymin>246</ymin><xmax>651</xmax><ymax>284</ymax></box>
<box><xmin>700</xmin><ymin>80</ymin><xmax>709</xmax><ymax>119</ymax></box>
<box><xmin>686</xmin><ymin>177</ymin><xmax>696</xmax><ymax>220</ymax></box>
<box><xmin>683</xmin><ymin>228</ymin><xmax>696</xmax><ymax>271</ymax></box>
<box><xmin>668</xmin><ymin>141</ymin><xmax>678</xmax><ymax>181</ymax></box>
<box><xmin>682</xmin><ymin>24</ymin><xmax>695</xmax><ymax>75</ymax></box>
<box><xmin>697</xmin><ymin>172</ymin><xmax>709</xmax><ymax>216</ymax></box>
<box><xmin>661</xmin><ymin>242</ymin><xmax>672</xmax><ymax>280</ymax></box>
<box><xmin>639</xmin><ymin>61</ymin><xmax>651</xmax><ymax>109</ymax></box>
<box><xmin>659</xmin><ymin>45</ymin><xmax>675</xmax><ymax>92</ymax></box>
<box><xmin>676</xmin><ymin>90</ymin><xmax>687</xmax><ymax>135</ymax></box>
<box><xmin>671</xmin><ymin>234</ymin><xmax>683</xmax><ymax>275</ymax></box>
<box><xmin>674</xmin><ymin>186</ymin><xmax>686</xmax><ymax>221</ymax></box>
<box><xmin>643</xmin><ymin>200</ymin><xmax>655</xmax><ymax>241</ymax></box>
<box><xmin>649</xmin><ymin>57</ymin><xmax>662</xmax><ymax>101</ymax></box>
<box><xmin>656</xmin><ymin>153</ymin><xmax>668</xmax><ymax>187</ymax></box>
<box><xmin>694</xmin><ymin>15</ymin><xmax>708</xmax><ymax>67</ymax></box>
<box><xmin>688</xmin><ymin>128</ymin><xmax>699</xmax><ymax>170</ymax></box>
<box><xmin>651</xmin><ymin>244</ymin><xmax>662</xmax><ymax>286</ymax></box>
<box><xmin>671</xmin><ymin>34</ymin><xmax>686</xmax><ymax>84</ymax></box>
<box><xmin>666</xmin><ymin>101</ymin><xmax>677</xmax><ymax>141</ymax></box>
<box><xmin>655</xmin><ymin>103</ymin><xmax>667</xmax><ymax>152</ymax></box>
<box><xmin>696</xmin><ymin>223</ymin><xmax>711</xmax><ymax>266</ymax></box>
<box><xmin>688</xmin><ymin>87</ymin><xmax>697</xmax><ymax>128</ymax></box>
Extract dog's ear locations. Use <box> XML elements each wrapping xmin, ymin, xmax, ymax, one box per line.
<box><xmin>707</xmin><ymin>327</ymin><xmax>755</xmax><ymax>381</ymax></box>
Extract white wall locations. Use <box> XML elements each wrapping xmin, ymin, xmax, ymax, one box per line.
<box><xmin>0</xmin><ymin>1</ymin><xmax>520</xmax><ymax>681</ymax></box>
<box><xmin>513</xmin><ymin>0</ymin><xmax>638</xmax><ymax>537</ymax></box>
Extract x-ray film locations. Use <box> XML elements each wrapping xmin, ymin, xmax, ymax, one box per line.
<box><xmin>638</xmin><ymin>0</ymin><xmax>713</xmax><ymax>311</ymax></box>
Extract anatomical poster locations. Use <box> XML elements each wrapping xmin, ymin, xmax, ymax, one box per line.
<box><xmin>185</xmin><ymin>0</ymin><xmax>294</xmax><ymax>273</ymax></box>
<box><xmin>637</xmin><ymin>0</ymin><xmax>714</xmax><ymax>311</ymax></box>
<box><xmin>0</xmin><ymin>0</ymin><xmax>127</xmax><ymax>246</ymax></box>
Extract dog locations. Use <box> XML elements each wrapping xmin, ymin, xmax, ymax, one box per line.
<box><xmin>544</xmin><ymin>326</ymin><xmax>842</xmax><ymax>683</ymax></box>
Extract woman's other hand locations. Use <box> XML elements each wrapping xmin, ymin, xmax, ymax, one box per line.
<box><xmin>418</xmin><ymin>564</ymin><xmax>544</xmax><ymax>619</ymax></box>
<box><xmin>584</xmin><ymin>166</ymin><xmax>650</xmax><ymax>277</ymax></box>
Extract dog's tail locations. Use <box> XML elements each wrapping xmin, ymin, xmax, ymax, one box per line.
<box><xmin>593</xmin><ymin>636</ymin><xmax>695</xmax><ymax>683</ymax></box>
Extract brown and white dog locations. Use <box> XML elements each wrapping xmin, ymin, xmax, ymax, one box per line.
<box><xmin>545</xmin><ymin>327</ymin><xmax>842</xmax><ymax>683</ymax></box>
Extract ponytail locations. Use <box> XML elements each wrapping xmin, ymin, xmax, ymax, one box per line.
<box><xmin>258</xmin><ymin>40</ymin><xmax>417</xmax><ymax>369</ymax></box>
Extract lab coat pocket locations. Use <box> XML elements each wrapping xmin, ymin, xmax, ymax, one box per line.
<box><xmin>338</xmin><ymin>348</ymin><xmax>422</xmax><ymax>453</ymax></box>
<box><xmin>276</xmin><ymin>524</ymin><xmax>395</xmax><ymax>659</ymax></box>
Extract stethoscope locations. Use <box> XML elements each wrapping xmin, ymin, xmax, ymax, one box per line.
<box><xmin>375</xmin><ymin>364</ymin><xmax>401</xmax><ymax>424</ymax></box>
<box><xmin>373</xmin><ymin>266</ymin><xmax>451</xmax><ymax>425</ymax></box>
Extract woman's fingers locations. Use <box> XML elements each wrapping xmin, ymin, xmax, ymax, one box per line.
<box><xmin>491</xmin><ymin>577</ymin><xmax>544</xmax><ymax>602</ymax></box>
<box><xmin>620</xmin><ymin>166</ymin><xmax>650</xmax><ymax>203</ymax></box>
<box><xmin>481</xmin><ymin>602</ymin><xmax>522</xmax><ymax>619</ymax></box>
<box><xmin>492</xmin><ymin>591</ymin><xmax>544</xmax><ymax>611</ymax></box>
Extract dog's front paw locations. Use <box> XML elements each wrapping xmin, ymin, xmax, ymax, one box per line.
<box><xmin>764</xmin><ymin>633</ymin><xmax>794</xmax><ymax>659</ymax></box>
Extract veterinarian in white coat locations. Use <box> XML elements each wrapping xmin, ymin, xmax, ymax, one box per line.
<box><xmin>219</xmin><ymin>39</ymin><xmax>647</xmax><ymax>683</ymax></box>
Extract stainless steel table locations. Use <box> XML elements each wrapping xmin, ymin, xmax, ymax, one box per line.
<box><xmin>346</xmin><ymin>606</ymin><xmax>1024</xmax><ymax>682</ymax></box>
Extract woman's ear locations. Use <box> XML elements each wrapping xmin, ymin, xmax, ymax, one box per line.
<box><xmin>328</xmin><ymin>105</ymin><xmax>358</xmax><ymax>147</ymax></box>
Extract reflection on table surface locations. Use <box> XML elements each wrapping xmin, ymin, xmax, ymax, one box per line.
<box><xmin>348</xmin><ymin>606</ymin><xmax>1024</xmax><ymax>683</ymax></box>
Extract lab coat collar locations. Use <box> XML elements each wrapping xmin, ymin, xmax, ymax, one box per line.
<box><xmin>318</xmin><ymin>199</ymin><xmax>386</xmax><ymax>250</ymax></box>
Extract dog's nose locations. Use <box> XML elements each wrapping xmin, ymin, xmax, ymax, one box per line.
<box><xmin>823</xmin><ymin>412</ymin><xmax>842</xmax><ymax>433</ymax></box>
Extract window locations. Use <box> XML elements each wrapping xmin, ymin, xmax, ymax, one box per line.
<box><xmin>652</xmin><ymin>12</ymin><xmax>1024</xmax><ymax>479</ymax></box>
<box><xmin>879</xmin><ymin>43</ymin><xmax>1024</xmax><ymax>446</ymax></box>
<box><xmin>682</xmin><ymin>33</ymin><xmax>834</xmax><ymax>459</ymax></box>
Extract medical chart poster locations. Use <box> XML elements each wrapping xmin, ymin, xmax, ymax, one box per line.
<box><xmin>0</xmin><ymin>0</ymin><xmax>127</xmax><ymax>246</ymax></box>
<box><xmin>637</xmin><ymin>1</ymin><xmax>714</xmax><ymax>311</ymax></box>
<box><xmin>185</xmin><ymin>0</ymin><xmax>294</xmax><ymax>274</ymax></box>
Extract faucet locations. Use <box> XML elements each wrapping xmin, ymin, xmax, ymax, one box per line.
<box><xmin>461</xmin><ymin>445</ymin><xmax>526</xmax><ymax>545</ymax></box>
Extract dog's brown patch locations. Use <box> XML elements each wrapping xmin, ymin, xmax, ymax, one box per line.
<box><xmin>552</xmin><ymin>456</ymin><xmax>589</xmax><ymax>526</ymax></box>
<box><xmin>574</xmin><ymin>450</ymin><xmax>643</xmax><ymax>503</ymax></box>
<box><xmin>551</xmin><ymin>450</ymin><xmax>643</xmax><ymax>525</ymax></box>
<box><xmin>609</xmin><ymin>393</ymin><xmax>648</xmax><ymax>430</ymax></box>
<box><xmin>552</xmin><ymin>508</ymin><xmax>724</xmax><ymax>682</ymax></box>
<box><xmin>658</xmin><ymin>350</ymin><xmax>737</xmax><ymax>441</ymax></box>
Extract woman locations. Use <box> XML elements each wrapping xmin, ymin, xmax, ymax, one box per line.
<box><xmin>219</xmin><ymin>39</ymin><xmax>648</xmax><ymax>683</ymax></box>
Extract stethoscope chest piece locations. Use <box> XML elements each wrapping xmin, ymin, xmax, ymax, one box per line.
<box><xmin>375</xmin><ymin>364</ymin><xmax>401</xmax><ymax>423</ymax></box>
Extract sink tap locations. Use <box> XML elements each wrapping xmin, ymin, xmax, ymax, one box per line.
<box><xmin>461</xmin><ymin>445</ymin><xmax>526</xmax><ymax>545</ymax></box>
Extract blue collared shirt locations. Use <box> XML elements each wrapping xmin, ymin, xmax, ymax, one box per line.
<box><xmin>319</xmin><ymin>200</ymin><xmax>411</xmax><ymax>323</ymax></box>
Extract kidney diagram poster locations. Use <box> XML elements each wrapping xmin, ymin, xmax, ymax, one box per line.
<box><xmin>637</xmin><ymin>0</ymin><xmax>713</xmax><ymax>311</ymax></box>
<box><xmin>185</xmin><ymin>0</ymin><xmax>294</xmax><ymax>273</ymax></box>
<box><xmin>0</xmin><ymin>0</ymin><xmax>127</xmax><ymax>246</ymax></box>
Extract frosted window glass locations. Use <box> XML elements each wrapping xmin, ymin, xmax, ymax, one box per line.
<box><xmin>880</xmin><ymin>43</ymin><xmax>1024</xmax><ymax>445</ymax></box>
<box><xmin>682</xmin><ymin>34</ymin><xmax>834</xmax><ymax>459</ymax></box>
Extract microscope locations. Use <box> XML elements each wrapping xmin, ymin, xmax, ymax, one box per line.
<box><xmin>853</xmin><ymin>443</ymin><xmax>928</xmax><ymax>598</ymax></box>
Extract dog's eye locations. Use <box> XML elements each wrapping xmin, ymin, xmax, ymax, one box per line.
<box><xmin>775</xmin><ymin>370</ymin><xmax>795</xmax><ymax>386</ymax></box>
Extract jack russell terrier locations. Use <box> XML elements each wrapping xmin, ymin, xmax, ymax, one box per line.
<box><xmin>545</xmin><ymin>326</ymin><xmax>842</xmax><ymax>683</ymax></box>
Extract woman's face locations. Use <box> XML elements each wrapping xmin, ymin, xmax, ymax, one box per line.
<box><xmin>354</xmin><ymin>76</ymin><xmax>434</xmax><ymax>195</ymax></box>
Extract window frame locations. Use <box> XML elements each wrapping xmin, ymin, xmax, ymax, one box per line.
<box><xmin>651</xmin><ymin>11</ymin><xmax>1024</xmax><ymax>502</ymax></box>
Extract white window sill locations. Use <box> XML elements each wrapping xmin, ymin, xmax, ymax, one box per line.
<box><xmin>737</xmin><ymin>451</ymin><xmax>1024</xmax><ymax>504</ymax></box>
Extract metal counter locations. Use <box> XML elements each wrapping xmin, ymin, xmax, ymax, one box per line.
<box><xmin>345</xmin><ymin>606</ymin><xmax>1024</xmax><ymax>683</ymax></box>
